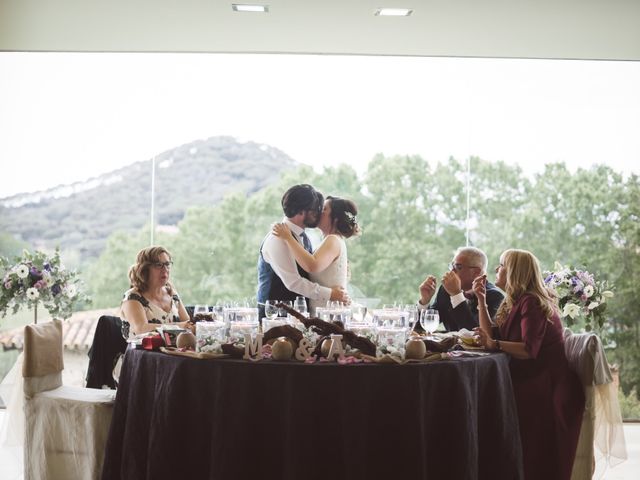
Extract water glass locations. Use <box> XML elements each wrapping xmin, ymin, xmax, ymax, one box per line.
<box><xmin>420</xmin><ymin>309</ymin><xmax>440</xmax><ymax>336</ymax></box>
<box><xmin>315</xmin><ymin>307</ymin><xmax>331</xmax><ymax>322</ymax></box>
<box><xmin>278</xmin><ymin>300</ymin><xmax>293</xmax><ymax>318</ymax></box>
<box><xmin>264</xmin><ymin>300</ymin><xmax>279</xmax><ymax>319</ymax></box>
<box><xmin>405</xmin><ymin>304</ymin><xmax>419</xmax><ymax>331</ymax></box>
<box><xmin>294</xmin><ymin>296</ymin><xmax>308</xmax><ymax>317</ymax></box>
<box><xmin>351</xmin><ymin>305</ymin><xmax>368</xmax><ymax>323</ymax></box>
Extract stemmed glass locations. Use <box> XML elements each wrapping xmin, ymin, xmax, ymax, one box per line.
<box><xmin>420</xmin><ymin>309</ymin><xmax>440</xmax><ymax>338</ymax></box>
<box><xmin>278</xmin><ymin>300</ymin><xmax>293</xmax><ymax>318</ymax></box>
<box><xmin>264</xmin><ymin>300</ymin><xmax>279</xmax><ymax>319</ymax></box>
<box><xmin>405</xmin><ymin>304</ymin><xmax>418</xmax><ymax>331</ymax></box>
<box><xmin>294</xmin><ymin>296</ymin><xmax>308</xmax><ymax>317</ymax></box>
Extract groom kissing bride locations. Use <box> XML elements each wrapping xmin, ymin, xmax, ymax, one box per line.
<box><xmin>257</xmin><ymin>184</ymin><xmax>360</xmax><ymax>320</ymax></box>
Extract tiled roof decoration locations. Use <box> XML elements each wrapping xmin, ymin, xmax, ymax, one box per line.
<box><xmin>0</xmin><ymin>308</ymin><xmax>119</xmax><ymax>352</ymax></box>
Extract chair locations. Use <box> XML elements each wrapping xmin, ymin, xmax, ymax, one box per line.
<box><xmin>563</xmin><ymin>329</ymin><xmax>627</xmax><ymax>480</ymax></box>
<box><xmin>23</xmin><ymin>319</ymin><xmax>116</xmax><ymax>480</ymax></box>
<box><xmin>85</xmin><ymin>315</ymin><xmax>128</xmax><ymax>389</ymax></box>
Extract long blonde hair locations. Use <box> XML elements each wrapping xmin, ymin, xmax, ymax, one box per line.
<box><xmin>495</xmin><ymin>249</ymin><xmax>558</xmax><ymax>326</ymax></box>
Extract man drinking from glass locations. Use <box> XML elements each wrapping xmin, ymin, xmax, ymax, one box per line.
<box><xmin>415</xmin><ymin>247</ymin><xmax>503</xmax><ymax>332</ymax></box>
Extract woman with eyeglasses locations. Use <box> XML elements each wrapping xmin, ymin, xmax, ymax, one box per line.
<box><xmin>120</xmin><ymin>246</ymin><xmax>192</xmax><ymax>337</ymax></box>
<box><xmin>473</xmin><ymin>249</ymin><xmax>584</xmax><ymax>480</ymax></box>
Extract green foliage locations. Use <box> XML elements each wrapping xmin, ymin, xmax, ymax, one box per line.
<box><xmin>618</xmin><ymin>388</ymin><xmax>640</xmax><ymax>420</ymax></box>
<box><xmin>0</xmin><ymin>232</ymin><xmax>30</xmax><ymax>258</ymax></box>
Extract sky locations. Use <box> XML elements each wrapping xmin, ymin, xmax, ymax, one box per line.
<box><xmin>1</xmin><ymin>52</ymin><xmax>639</xmax><ymax>198</ymax></box>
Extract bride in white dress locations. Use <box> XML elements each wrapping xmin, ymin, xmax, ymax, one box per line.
<box><xmin>272</xmin><ymin>196</ymin><xmax>360</xmax><ymax>315</ymax></box>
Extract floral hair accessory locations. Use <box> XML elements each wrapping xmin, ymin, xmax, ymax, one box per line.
<box><xmin>344</xmin><ymin>211</ymin><xmax>357</xmax><ymax>225</ymax></box>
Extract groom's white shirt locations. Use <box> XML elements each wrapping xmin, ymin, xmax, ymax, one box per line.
<box><xmin>261</xmin><ymin>217</ymin><xmax>331</xmax><ymax>303</ymax></box>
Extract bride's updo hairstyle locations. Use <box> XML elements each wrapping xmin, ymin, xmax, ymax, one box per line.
<box><xmin>327</xmin><ymin>196</ymin><xmax>361</xmax><ymax>238</ymax></box>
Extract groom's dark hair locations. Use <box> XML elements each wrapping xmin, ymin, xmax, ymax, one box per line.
<box><xmin>282</xmin><ymin>184</ymin><xmax>324</xmax><ymax>218</ymax></box>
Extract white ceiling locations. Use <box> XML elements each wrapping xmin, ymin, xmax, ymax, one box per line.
<box><xmin>1</xmin><ymin>0</ymin><xmax>639</xmax><ymax>61</ymax></box>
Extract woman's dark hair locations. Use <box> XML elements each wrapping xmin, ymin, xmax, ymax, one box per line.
<box><xmin>281</xmin><ymin>184</ymin><xmax>324</xmax><ymax>218</ymax></box>
<box><xmin>327</xmin><ymin>196</ymin><xmax>361</xmax><ymax>238</ymax></box>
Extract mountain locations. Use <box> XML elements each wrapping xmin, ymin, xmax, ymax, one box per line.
<box><xmin>0</xmin><ymin>136</ymin><xmax>298</xmax><ymax>259</ymax></box>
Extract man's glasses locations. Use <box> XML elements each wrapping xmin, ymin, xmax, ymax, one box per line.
<box><xmin>151</xmin><ymin>261</ymin><xmax>173</xmax><ymax>270</ymax></box>
<box><xmin>449</xmin><ymin>262</ymin><xmax>480</xmax><ymax>271</ymax></box>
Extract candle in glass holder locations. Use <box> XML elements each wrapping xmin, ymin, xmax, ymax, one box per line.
<box><xmin>348</xmin><ymin>323</ymin><xmax>376</xmax><ymax>343</ymax></box>
<box><xmin>229</xmin><ymin>321</ymin><xmax>259</xmax><ymax>344</ymax></box>
<box><xmin>377</xmin><ymin>326</ymin><xmax>407</xmax><ymax>348</ymax></box>
<box><xmin>262</xmin><ymin>317</ymin><xmax>288</xmax><ymax>333</ymax></box>
<box><xmin>196</xmin><ymin>321</ymin><xmax>226</xmax><ymax>353</ymax></box>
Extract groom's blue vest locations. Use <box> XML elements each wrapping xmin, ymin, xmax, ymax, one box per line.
<box><xmin>256</xmin><ymin>236</ymin><xmax>309</xmax><ymax>320</ymax></box>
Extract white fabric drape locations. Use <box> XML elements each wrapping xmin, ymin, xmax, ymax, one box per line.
<box><xmin>564</xmin><ymin>329</ymin><xmax>627</xmax><ymax>479</ymax></box>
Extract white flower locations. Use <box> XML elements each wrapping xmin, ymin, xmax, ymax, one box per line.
<box><xmin>583</xmin><ymin>285</ymin><xmax>594</xmax><ymax>298</ymax></box>
<box><xmin>26</xmin><ymin>287</ymin><xmax>40</xmax><ymax>300</ymax></box>
<box><xmin>16</xmin><ymin>264</ymin><xmax>29</xmax><ymax>279</ymax></box>
<box><xmin>65</xmin><ymin>284</ymin><xmax>77</xmax><ymax>298</ymax></box>
<box><xmin>562</xmin><ymin>303</ymin><xmax>581</xmax><ymax>319</ymax></box>
<box><xmin>587</xmin><ymin>301</ymin><xmax>600</xmax><ymax>311</ymax></box>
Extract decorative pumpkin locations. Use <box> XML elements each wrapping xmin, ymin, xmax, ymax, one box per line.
<box><xmin>271</xmin><ymin>337</ymin><xmax>294</xmax><ymax>360</ymax></box>
<box><xmin>176</xmin><ymin>331</ymin><xmax>197</xmax><ymax>350</ymax></box>
<box><xmin>405</xmin><ymin>337</ymin><xmax>426</xmax><ymax>360</ymax></box>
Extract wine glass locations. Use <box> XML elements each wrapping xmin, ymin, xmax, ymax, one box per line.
<box><xmin>351</xmin><ymin>304</ymin><xmax>368</xmax><ymax>324</ymax></box>
<box><xmin>278</xmin><ymin>300</ymin><xmax>293</xmax><ymax>318</ymax></box>
<box><xmin>294</xmin><ymin>296</ymin><xmax>308</xmax><ymax>317</ymax></box>
<box><xmin>264</xmin><ymin>300</ymin><xmax>279</xmax><ymax>319</ymax></box>
<box><xmin>420</xmin><ymin>309</ymin><xmax>440</xmax><ymax>337</ymax></box>
<box><xmin>405</xmin><ymin>304</ymin><xmax>418</xmax><ymax>331</ymax></box>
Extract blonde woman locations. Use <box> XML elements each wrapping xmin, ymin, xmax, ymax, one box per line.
<box><xmin>473</xmin><ymin>249</ymin><xmax>584</xmax><ymax>480</ymax></box>
<box><xmin>121</xmin><ymin>246</ymin><xmax>191</xmax><ymax>338</ymax></box>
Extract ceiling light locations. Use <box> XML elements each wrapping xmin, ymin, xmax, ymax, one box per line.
<box><xmin>232</xmin><ymin>4</ymin><xmax>269</xmax><ymax>13</ymax></box>
<box><xmin>375</xmin><ymin>8</ymin><xmax>413</xmax><ymax>17</ymax></box>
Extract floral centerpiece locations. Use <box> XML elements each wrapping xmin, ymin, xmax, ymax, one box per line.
<box><xmin>0</xmin><ymin>249</ymin><xmax>88</xmax><ymax>323</ymax></box>
<box><xmin>543</xmin><ymin>261</ymin><xmax>614</xmax><ymax>332</ymax></box>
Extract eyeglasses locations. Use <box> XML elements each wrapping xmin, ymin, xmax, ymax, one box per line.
<box><xmin>449</xmin><ymin>262</ymin><xmax>480</xmax><ymax>271</ymax></box>
<box><xmin>151</xmin><ymin>261</ymin><xmax>173</xmax><ymax>270</ymax></box>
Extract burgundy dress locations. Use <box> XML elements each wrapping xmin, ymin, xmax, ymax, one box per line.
<box><xmin>499</xmin><ymin>294</ymin><xmax>584</xmax><ymax>480</ymax></box>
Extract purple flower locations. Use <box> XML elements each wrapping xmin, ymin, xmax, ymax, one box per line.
<box><xmin>34</xmin><ymin>279</ymin><xmax>48</xmax><ymax>289</ymax></box>
<box><xmin>29</xmin><ymin>267</ymin><xmax>42</xmax><ymax>281</ymax></box>
<box><xmin>3</xmin><ymin>280</ymin><xmax>12</xmax><ymax>290</ymax></box>
<box><xmin>43</xmin><ymin>263</ymin><xmax>51</xmax><ymax>272</ymax></box>
<box><xmin>51</xmin><ymin>284</ymin><xmax>62</xmax><ymax>296</ymax></box>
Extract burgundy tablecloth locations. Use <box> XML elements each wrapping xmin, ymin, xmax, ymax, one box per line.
<box><xmin>102</xmin><ymin>348</ymin><xmax>523</xmax><ymax>480</ymax></box>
